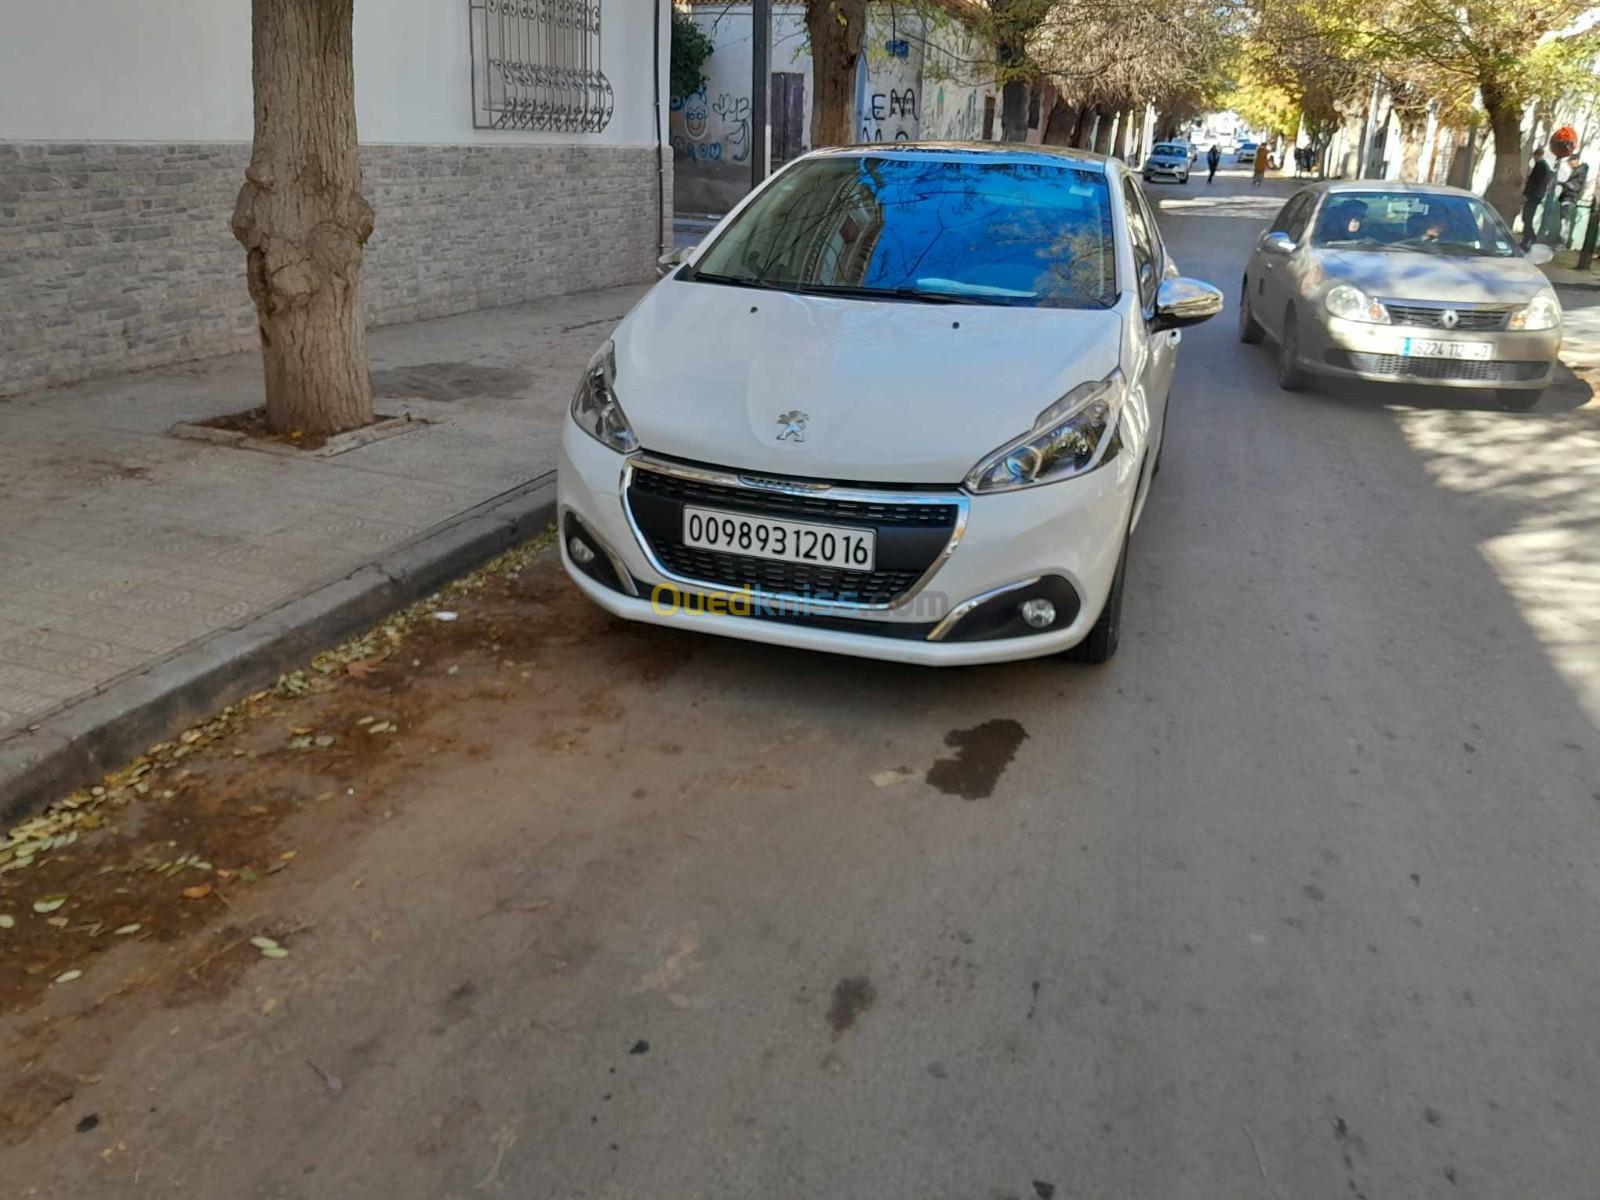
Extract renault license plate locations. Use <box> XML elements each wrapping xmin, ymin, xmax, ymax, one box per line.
<box><xmin>682</xmin><ymin>507</ymin><xmax>874</xmax><ymax>570</ymax></box>
<box><xmin>1402</xmin><ymin>338</ymin><xmax>1493</xmax><ymax>360</ymax></box>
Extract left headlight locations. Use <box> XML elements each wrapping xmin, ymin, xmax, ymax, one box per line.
<box><xmin>1324</xmin><ymin>284</ymin><xmax>1391</xmax><ymax>324</ymax></box>
<box><xmin>570</xmin><ymin>340</ymin><xmax>638</xmax><ymax>453</ymax></box>
<box><xmin>1508</xmin><ymin>293</ymin><xmax>1561</xmax><ymax>332</ymax></box>
<box><xmin>965</xmin><ymin>370</ymin><xmax>1125</xmax><ymax>494</ymax></box>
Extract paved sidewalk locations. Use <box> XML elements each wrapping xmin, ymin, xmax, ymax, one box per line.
<box><xmin>0</xmin><ymin>283</ymin><xmax>645</xmax><ymax>736</ymax></box>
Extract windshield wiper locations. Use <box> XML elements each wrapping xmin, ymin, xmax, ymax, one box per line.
<box><xmin>796</xmin><ymin>282</ymin><xmax>1015</xmax><ymax>306</ymax></box>
<box><xmin>682</xmin><ymin>269</ymin><xmax>797</xmax><ymax>292</ymax></box>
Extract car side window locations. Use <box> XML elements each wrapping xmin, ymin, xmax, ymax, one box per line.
<box><xmin>1284</xmin><ymin>194</ymin><xmax>1315</xmax><ymax>242</ymax></box>
<box><xmin>1121</xmin><ymin>177</ymin><xmax>1159</xmax><ymax>313</ymax></box>
<box><xmin>1272</xmin><ymin>193</ymin><xmax>1312</xmax><ymax>242</ymax></box>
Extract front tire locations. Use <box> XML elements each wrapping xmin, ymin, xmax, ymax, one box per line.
<box><xmin>1277</xmin><ymin>309</ymin><xmax>1309</xmax><ymax>391</ymax></box>
<box><xmin>1238</xmin><ymin>280</ymin><xmax>1265</xmax><ymax>344</ymax></box>
<box><xmin>1497</xmin><ymin>388</ymin><xmax>1542</xmax><ymax>411</ymax></box>
<box><xmin>1071</xmin><ymin>532</ymin><xmax>1128</xmax><ymax>664</ymax></box>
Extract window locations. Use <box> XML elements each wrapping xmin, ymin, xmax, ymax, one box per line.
<box><xmin>1122</xmin><ymin>178</ymin><xmax>1159</xmax><ymax>312</ymax></box>
<box><xmin>691</xmin><ymin>155</ymin><xmax>1119</xmax><ymax>309</ymax></box>
<box><xmin>468</xmin><ymin>0</ymin><xmax>613</xmax><ymax>132</ymax></box>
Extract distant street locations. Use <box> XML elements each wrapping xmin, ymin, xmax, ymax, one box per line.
<box><xmin>7</xmin><ymin>166</ymin><xmax>1600</xmax><ymax>1199</ymax></box>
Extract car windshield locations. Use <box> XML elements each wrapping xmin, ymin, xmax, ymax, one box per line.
<box><xmin>686</xmin><ymin>154</ymin><xmax>1118</xmax><ymax>309</ymax></box>
<box><xmin>1153</xmin><ymin>144</ymin><xmax>1185</xmax><ymax>156</ymax></box>
<box><xmin>1310</xmin><ymin>190</ymin><xmax>1518</xmax><ymax>258</ymax></box>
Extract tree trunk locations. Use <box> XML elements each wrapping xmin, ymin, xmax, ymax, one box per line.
<box><xmin>232</xmin><ymin>0</ymin><xmax>374</xmax><ymax>437</ymax></box>
<box><xmin>1042</xmin><ymin>99</ymin><xmax>1076</xmax><ymax>146</ymax></box>
<box><xmin>1093</xmin><ymin>110</ymin><xmax>1115</xmax><ymax>155</ymax></box>
<box><xmin>805</xmin><ymin>0</ymin><xmax>867</xmax><ymax>148</ymax></box>
<box><xmin>1397</xmin><ymin>115</ymin><xmax>1428</xmax><ymax>182</ymax></box>
<box><xmin>1482</xmin><ymin>78</ymin><xmax>1528</xmax><ymax>222</ymax></box>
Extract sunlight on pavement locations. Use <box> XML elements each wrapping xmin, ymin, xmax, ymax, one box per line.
<box><xmin>1154</xmin><ymin>193</ymin><xmax>1287</xmax><ymax>218</ymax></box>
<box><xmin>1393</xmin><ymin>405</ymin><xmax>1600</xmax><ymax>724</ymax></box>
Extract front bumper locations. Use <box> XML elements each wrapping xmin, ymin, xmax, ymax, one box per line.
<box><xmin>1143</xmin><ymin>163</ymin><xmax>1187</xmax><ymax>180</ymax></box>
<box><xmin>1294</xmin><ymin>314</ymin><xmax>1561</xmax><ymax>390</ymax></box>
<box><xmin>555</xmin><ymin>423</ymin><xmax>1140</xmax><ymax>666</ymax></box>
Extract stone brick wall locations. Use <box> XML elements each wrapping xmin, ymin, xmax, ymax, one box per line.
<box><xmin>0</xmin><ymin>142</ymin><xmax>669</xmax><ymax>396</ymax></box>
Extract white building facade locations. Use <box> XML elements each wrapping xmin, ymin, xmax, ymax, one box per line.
<box><xmin>0</xmin><ymin>0</ymin><xmax>671</xmax><ymax>395</ymax></box>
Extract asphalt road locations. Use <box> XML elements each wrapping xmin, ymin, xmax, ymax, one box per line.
<box><xmin>11</xmin><ymin>167</ymin><xmax>1600</xmax><ymax>1199</ymax></box>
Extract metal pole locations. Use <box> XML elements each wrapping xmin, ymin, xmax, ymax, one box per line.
<box><xmin>1579</xmin><ymin>195</ymin><xmax>1599</xmax><ymax>272</ymax></box>
<box><xmin>750</xmin><ymin>0</ymin><xmax>771</xmax><ymax>193</ymax></box>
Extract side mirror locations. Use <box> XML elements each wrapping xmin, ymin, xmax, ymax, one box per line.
<box><xmin>1260</xmin><ymin>230</ymin><xmax>1296</xmax><ymax>256</ymax></box>
<box><xmin>1525</xmin><ymin>243</ymin><xmax>1555</xmax><ymax>266</ymax></box>
<box><xmin>657</xmin><ymin>246</ymin><xmax>693</xmax><ymax>278</ymax></box>
<box><xmin>1152</xmin><ymin>277</ymin><xmax>1224</xmax><ymax>331</ymax></box>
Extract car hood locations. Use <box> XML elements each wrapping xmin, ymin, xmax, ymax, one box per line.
<box><xmin>611</xmin><ymin>279</ymin><xmax>1124</xmax><ymax>484</ymax></box>
<box><xmin>1313</xmin><ymin>248</ymin><xmax>1550</xmax><ymax>305</ymax></box>
<box><xmin>1148</xmin><ymin>156</ymin><xmax>1186</xmax><ymax>167</ymax></box>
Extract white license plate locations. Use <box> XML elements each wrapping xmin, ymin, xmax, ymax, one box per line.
<box><xmin>1402</xmin><ymin>338</ymin><xmax>1493</xmax><ymax>361</ymax></box>
<box><xmin>682</xmin><ymin>506</ymin><xmax>875</xmax><ymax>571</ymax></box>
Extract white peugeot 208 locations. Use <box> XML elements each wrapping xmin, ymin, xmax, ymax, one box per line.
<box><xmin>557</xmin><ymin>143</ymin><xmax>1221</xmax><ymax>666</ymax></box>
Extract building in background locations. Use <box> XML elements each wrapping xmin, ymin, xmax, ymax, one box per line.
<box><xmin>670</xmin><ymin>2</ymin><xmax>1000</xmax><ymax>216</ymax></box>
<box><xmin>0</xmin><ymin>0</ymin><xmax>670</xmax><ymax>396</ymax></box>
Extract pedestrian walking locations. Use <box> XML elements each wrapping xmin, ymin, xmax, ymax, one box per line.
<box><xmin>1206</xmin><ymin>144</ymin><xmax>1221</xmax><ymax>184</ymax></box>
<box><xmin>1560</xmin><ymin>150</ymin><xmax>1588</xmax><ymax>247</ymax></box>
<box><xmin>1252</xmin><ymin>142</ymin><xmax>1270</xmax><ymax>186</ymax></box>
<box><xmin>1522</xmin><ymin>126</ymin><xmax>1577</xmax><ymax>249</ymax></box>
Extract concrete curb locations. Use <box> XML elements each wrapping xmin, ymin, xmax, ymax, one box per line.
<box><xmin>0</xmin><ymin>471</ymin><xmax>557</xmax><ymax>826</ymax></box>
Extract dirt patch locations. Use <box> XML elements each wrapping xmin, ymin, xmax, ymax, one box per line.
<box><xmin>0</xmin><ymin>532</ymin><xmax>688</xmax><ymax>1022</ymax></box>
<box><xmin>369</xmin><ymin>362</ymin><xmax>531</xmax><ymax>402</ymax></box>
<box><xmin>188</xmin><ymin>407</ymin><xmax>403</xmax><ymax>451</ymax></box>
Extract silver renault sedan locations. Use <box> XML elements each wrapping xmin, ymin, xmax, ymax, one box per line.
<box><xmin>1238</xmin><ymin>182</ymin><xmax>1562</xmax><ymax>408</ymax></box>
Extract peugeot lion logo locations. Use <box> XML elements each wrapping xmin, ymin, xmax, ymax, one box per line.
<box><xmin>776</xmin><ymin>410</ymin><xmax>809</xmax><ymax>443</ymax></box>
<box><xmin>1440</xmin><ymin>308</ymin><xmax>1460</xmax><ymax>329</ymax></box>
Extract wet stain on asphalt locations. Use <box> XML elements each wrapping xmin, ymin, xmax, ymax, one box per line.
<box><xmin>925</xmin><ymin>719</ymin><xmax>1028</xmax><ymax>800</ymax></box>
<box><xmin>827</xmin><ymin>976</ymin><xmax>876</xmax><ymax>1037</ymax></box>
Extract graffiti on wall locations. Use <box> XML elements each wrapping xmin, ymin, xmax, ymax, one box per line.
<box><xmin>668</xmin><ymin>85</ymin><xmax>751</xmax><ymax>165</ymax></box>
<box><xmin>712</xmin><ymin>92</ymin><xmax>751</xmax><ymax>162</ymax></box>
<box><xmin>860</xmin><ymin>86</ymin><xmax>919</xmax><ymax>143</ymax></box>
<box><xmin>929</xmin><ymin>86</ymin><xmax>982</xmax><ymax>141</ymax></box>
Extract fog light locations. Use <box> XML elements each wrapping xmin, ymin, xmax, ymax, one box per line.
<box><xmin>1019</xmin><ymin>598</ymin><xmax>1056</xmax><ymax>628</ymax></box>
<box><xmin>567</xmin><ymin>536</ymin><xmax>596</xmax><ymax>566</ymax></box>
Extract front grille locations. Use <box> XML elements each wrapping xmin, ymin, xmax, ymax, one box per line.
<box><xmin>1384</xmin><ymin>303</ymin><xmax>1510</xmax><ymax>332</ymax></box>
<box><xmin>626</xmin><ymin>463</ymin><xmax>960</xmax><ymax>606</ymax></box>
<box><xmin>651</xmin><ymin>544</ymin><xmax>924</xmax><ymax>605</ymax></box>
<box><xmin>1333</xmin><ymin>352</ymin><xmax>1545</xmax><ymax>383</ymax></box>
<box><xmin>631</xmin><ymin>469</ymin><xmax>958</xmax><ymax>526</ymax></box>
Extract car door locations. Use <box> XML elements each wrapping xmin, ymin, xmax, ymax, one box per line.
<box><xmin>1254</xmin><ymin>191</ymin><xmax>1312</xmax><ymax>339</ymax></box>
<box><xmin>1120</xmin><ymin>175</ymin><xmax>1175</xmax><ymax>478</ymax></box>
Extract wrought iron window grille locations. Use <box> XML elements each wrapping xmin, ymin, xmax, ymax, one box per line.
<box><xmin>468</xmin><ymin>0</ymin><xmax>614</xmax><ymax>133</ymax></box>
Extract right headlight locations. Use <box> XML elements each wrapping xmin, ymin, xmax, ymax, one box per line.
<box><xmin>964</xmin><ymin>370</ymin><xmax>1125</xmax><ymax>494</ymax></box>
<box><xmin>570</xmin><ymin>340</ymin><xmax>638</xmax><ymax>454</ymax></box>
<box><xmin>1508</xmin><ymin>293</ymin><xmax>1561</xmax><ymax>331</ymax></box>
<box><xmin>1324</xmin><ymin>284</ymin><xmax>1391</xmax><ymax>324</ymax></box>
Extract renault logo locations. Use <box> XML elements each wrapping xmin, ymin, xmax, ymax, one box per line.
<box><xmin>776</xmin><ymin>410</ymin><xmax>808</xmax><ymax>443</ymax></box>
<box><xmin>1440</xmin><ymin>308</ymin><xmax>1460</xmax><ymax>329</ymax></box>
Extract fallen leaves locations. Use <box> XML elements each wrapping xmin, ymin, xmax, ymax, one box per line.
<box><xmin>54</xmin><ymin>969</ymin><xmax>82</xmax><ymax>985</ymax></box>
<box><xmin>180</xmin><ymin>884</ymin><xmax>213</xmax><ymax>901</ymax></box>
<box><xmin>33</xmin><ymin>895</ymin><xmax>68</xmax><ymax>915</ymax></box>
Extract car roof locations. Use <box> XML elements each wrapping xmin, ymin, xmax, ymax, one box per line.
<box><xmin>1298</xmin><ymin>179</ymin><xmax>1481</xmax><ymax>202</ymax></box>
<box><xmin>806</xmin><ymin>141</ymin><xmax>1112</xmax><ymax>173</ymax></box>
